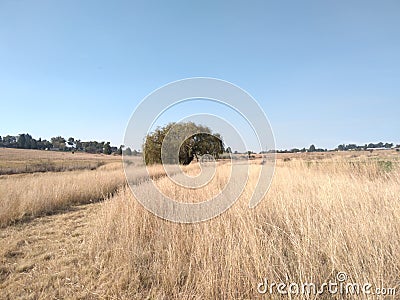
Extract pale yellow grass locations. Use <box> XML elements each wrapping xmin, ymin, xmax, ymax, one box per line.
<box><xmin>0</xmin><ymin>148</ymin><xmax>121</xmax><ymax>175</ymax></box>
<box><xmin>1</xmin><ymin>153</ymin><xmax>399</xmax><ymax>298</ymax></box>
<box><xmin>0</xmin><ymin>161</ymin><xmax>201</xmax><ymax>227</ymax></box>
<box><xmin>0</xmin><ymin>169</ymin><xmax>126</xmax><ymax>227</ymax></box>
<box><xmin>88</xmin><ymin>159</ymin><xmax>400</xmax><ymax>299</ymax></box>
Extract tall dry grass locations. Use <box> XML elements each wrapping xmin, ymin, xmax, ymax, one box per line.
<box><xmin>0</xmin><ymin>160</ymin><xmax>203</xmax><ymax>227</ymax></box>
<box><xmin>88</xmin><ymin>159</ymin><xmax>400</xmax><ymax>299</ymax></box>
<box><xmin>0</xmin><ymin>168</ymin><xmax>126</xmax><ymax>227</ymax></box>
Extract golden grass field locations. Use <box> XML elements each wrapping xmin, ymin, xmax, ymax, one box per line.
<box><xmin>0</xmin><ymin>148</ymin><xmax>121</xmax><ymax>175</ymax></box>
<box><xmin>0</xmin><ymin>148</ymin><xmax>399</xmax><ymax>299</ymax></box>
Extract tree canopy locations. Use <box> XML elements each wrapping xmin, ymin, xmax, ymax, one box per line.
<box><xmin>143</xmin><ymin>122</ymin><xmax>224</xmax><ymax>165</ymax></box>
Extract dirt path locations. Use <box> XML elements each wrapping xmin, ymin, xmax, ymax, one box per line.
<box><xmin>0</xmin><ymin>203</ymin><xmax>102</xmax><ymax>300</ymax></box>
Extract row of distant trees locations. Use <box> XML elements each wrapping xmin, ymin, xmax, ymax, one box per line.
<box><xmin>273</xmin><ymin>144</ymin><xmax>327</xmax><ymax>154</ymax></box>
<box><xmin>1</xmin><ymin>133</ymin><xmax>398</xmax><ymax>157</ymax></box>
<box><xmin>266</xmin><ymin>142</ymin><xmax>399</xmax><ymax>154</ymax></box>
<box><xmin>336</xmin><ymin>142</ymin><xmax>397</xmax><ymax>151</ymax></box>
<box><xmin>0</xmin><ymin>134</ymin><xmax>139</xmax><ymax>156</ymax></box>
<box><xmin>209</xmin><ymin>141</ymin><xmax>399</xmax><ymax>156</ymax></box>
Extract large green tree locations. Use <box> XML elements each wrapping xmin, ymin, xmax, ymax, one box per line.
<box><xmin>143</xmin><ymin>122</ymin><xmax>224</xmax><ymax>165</ymax></box>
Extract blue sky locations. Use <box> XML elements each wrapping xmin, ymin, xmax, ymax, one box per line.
<box><xmin>0</xmin><ymin>0</ymin><xmax>399</xmax><ymax>150</ymax></box>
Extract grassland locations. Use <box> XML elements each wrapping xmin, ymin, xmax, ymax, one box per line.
<box><xmin>0</xmin><ymin>148</ymin><xmax>120</xmax><ymax>175</ymax></box>
<box><xmin>0</xmin><ymin>149</ymin><xmax>399</xmax><ymax>299</ymax></box>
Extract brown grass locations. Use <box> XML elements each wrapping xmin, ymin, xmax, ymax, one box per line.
<box><xmin>0</xmin><ymin>155</ymin><xmax>202</xmax><ymax>227</ymax></box>
<box><xmin>0</xmin><ymin>151</ymin><xmax>399</xmax><ymax>298</ymax></box>
<box><xmin>87</xmin><ymin>157</ymin><xmax>400</xmax><ymax>298</ymax></box>
<box><xmin>0</xmin><ymin>148</ymin><xmax>121</xmax><ymax>175</ymax></box>
<box><xmin>0</xmin><ymin>168</ymin><xmax>126</xmax><ymax>227</ymax></box>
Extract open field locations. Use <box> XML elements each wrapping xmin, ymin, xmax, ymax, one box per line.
<box><xmin>0</xmin><ymin>151</ymin><xmax>202</xmax><ymax>227</ymax></box>
<box><xmin>276</xmin><ymin>149</ymin><xmax>400</xmax><ymax>162</ymax></box>
<box><xmin>0</xmin><ymin>149</ymin><xmax>399</xmax><ymax>299</ymax></box>
<box><xmin>0</xmin><ymin>167</ymin><xmax>125</xmax><ymax>227</ymax></box>
<box><xmin>0</xmin><ymin>148</ymin><xmax>121</xmax><ymax>175</ymax></box>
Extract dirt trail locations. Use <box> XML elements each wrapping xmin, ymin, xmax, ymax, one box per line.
<box><xmin>0</xmin><ymin>203</ymin><xmax>102</xmax><ymax>299</ymax></box>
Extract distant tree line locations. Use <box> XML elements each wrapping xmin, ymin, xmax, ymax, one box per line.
<box><xmin>259</xmin><ymin>144</ymin><xmax>327</xmax><ymax>154</ymax></box>
<box><xmin>0</xmin><ymin>133</ymin><xmax>139</xmax><ymax>156</ymax></box>
<box><xmin>261</xmin><ymin>142</ymin><xmax>399</xmax><ymax>154</ymax></box>
<box><xmin>336</xmin><ymin>142</ymin><xmax>397</xmax><ymax>151</ymax></box>
<box><xmin>274</xmin><ymin>144</ymin><xmax>328</xmax><ymax>154</ymax></box>
<box><xmin>1</xmin><ymin>133</ymin><xmax>398</xmax><ymax>156</ymax></box>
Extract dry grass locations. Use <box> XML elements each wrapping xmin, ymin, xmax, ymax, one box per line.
<box><xmin>0</xmin><ymin>148</ymin><xmax>121</xmax><ymax>175</ymax></box>
<box><xmin>0</xmin><ymin>202</ymin><xmax>103</xmax><ymax>299</ymax></box>
<box><xmin>0</xmin><ymin>155</ymin><xmax>201</xmax><ymax>227</ymax></box>
<box><xmin>276</xmin><ymin>149</ymin><xmax>400</xmax><ymax>163</ymax></box>
<box><xmin>0</xmin><ymin>168</ymin><xmax>126</xmax><ymax>227</ymax></box>
<box><xmin>88</xmin><ymin>158</ymin><xmax>400</xmax><ymax>299</ymax></box>
<box><xmin>1</xmin><ymin>151</ymin><xmax>399</xmax><ymax>298</ymax></box>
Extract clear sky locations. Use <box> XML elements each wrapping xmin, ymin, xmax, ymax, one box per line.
<box><xmin>1</xmin><ymin>0</ymin><xmax>399</xmax><ymax>150</ymax></box>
